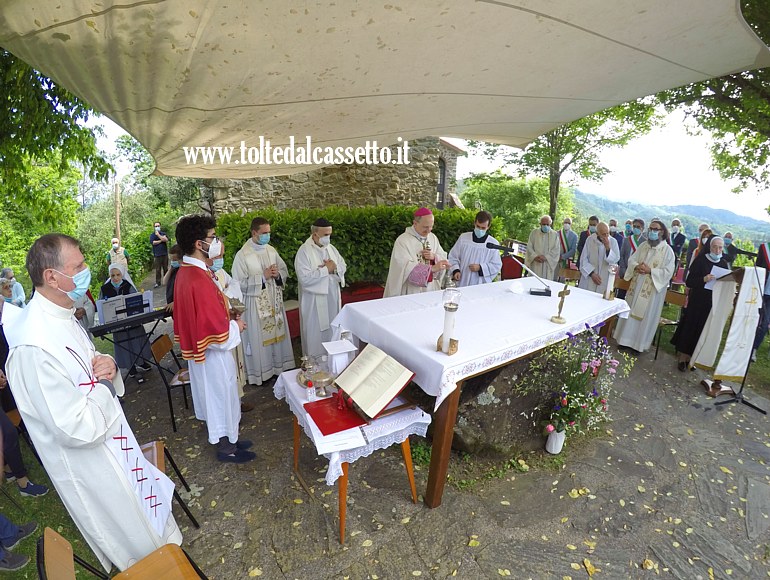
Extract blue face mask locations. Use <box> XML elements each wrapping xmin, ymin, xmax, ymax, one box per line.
<box><xmin>3</xmin><ymin>297</ymin><xmax>12</xmax><ymax>304</ymax></box>
<box><xmin>588</xmin><ymin>225</ymin><xmax>597</xmax><ymax>234</ymax></box>
<box><xmin>707</xmin><ymin>252</ymin><xmax>723</xmax><ymax>262</ymax></box>
<box><xmin>647</xmin><ymin>230</ymin><xmax>659</xmax><ymax>241</ymax></box>
<box><xmin>633</xmin><ymin>227</ymin><xmax>642</xmax><ymax>237</ymax></box>
<box><xmin>110</xmin><ymin>280</ymin><xmax>122</xmax><ymax>289</ymax></box>
<box><xmin>258</xmin><ymin>233</ymin><xmax>270</xmax><ymax>245</ymax></box>
<box><xmin>54</xmin><ymin>267</ymin><xmax>92</xmax><ymax>301</ymax></box>
<box><xmin>211</xmin><ymin>258</ymin><xmax>225</xmax><ymax>271</ymax></box>
<box><xmin>625</xmin><ymin>224</ymin><xmax>632</xmax><ymax>234</ymax></box>
<box><xmin>170</xmin><ymin>260</ymin><xmax>180</xmax><ymax>269</ymax></box>
<box><xmin>540</xmin><ymin>225</ymin><xmax>551</xmax><ymax>233</ymax></box>
<box><xmin>724</xmin><ymin>238</ymin><xmax>733</xmax><ymax>246</ymax></box>
<box><xmin>473</xmin><ymin>228</ymin><xmax>487</xmax><ymax>238</ymax></box>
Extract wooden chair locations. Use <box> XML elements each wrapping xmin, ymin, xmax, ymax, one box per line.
<box><xmin>559</xmin><ymin>267</ymin><xmax>581</xmax><ymax>285</ymax></box>
<box><xmin>37</xmin><ymin>527</ymin><xmax>206</xmax><ymax>579</ymax></box>
<box><xmin>150</xmin><ymin>334</ymin><xmax>191</xmax><ymax>432</ymax></box>
<box><xmin>654</xmin><ymin>289</ymin><xmax>688</xmax><ymax>360</ymax></box>
<box><xmin>292</xmin><ymin>415</ymin><xmax>419</xmax><ymax>544</ymax></box>
<box><xmin>141</xmin><ymin>441</ymin><xmax>200</xmax><ymax>529</ymax></box>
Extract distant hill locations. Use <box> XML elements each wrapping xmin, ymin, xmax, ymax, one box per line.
<box><xmin>573</xmin><ymin>190</ymin><xmax>770</xmax><ymax>245</ymax></box>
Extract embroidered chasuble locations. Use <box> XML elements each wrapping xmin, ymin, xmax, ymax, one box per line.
<box><xmin>5</xmin><ymin>294</ymin><xmax>179</xmax><ymax>572</ymax></box>
<box><xmin>384</xmin><ymin>227</ymin><xmax>447</xmax><ymax>297</ymax></box>
<box><xmin>525</xmin><ymin>228</ymin><xmax>560</xmax><ymax>281</ymax></box>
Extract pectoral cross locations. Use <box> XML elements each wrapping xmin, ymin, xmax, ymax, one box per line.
<box><xmin>550</xmin><ymin>286</ymin><xmax>570</xmax><ymax>324</ymax></box>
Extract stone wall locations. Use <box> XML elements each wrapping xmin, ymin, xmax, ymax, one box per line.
<box><xmin>203</xmin><ymin>137</ymin><xmax>463</xmax><ymax>216</ymax></box>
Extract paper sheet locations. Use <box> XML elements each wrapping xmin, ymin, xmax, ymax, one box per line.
<box><xmin>705</xmin><ymin>265</ymin><xmax>731</xmax><ymax>290</ymax></box>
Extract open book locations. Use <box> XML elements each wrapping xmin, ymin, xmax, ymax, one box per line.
<box><xmin>335</xmin><ymin>344</ymin><xmax>415</xmax><ymax>419</ymax></box>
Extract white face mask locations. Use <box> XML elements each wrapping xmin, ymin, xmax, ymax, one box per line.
<box><xmin>562</xmin><ymin>223</ymin><xmax>571</xmax><ymax>231</ymax></box>
<box><xmin>671</xmin><ymin>226</ymin><xmax>680</xmax><ymax>234</ymax></box>
<box><xmin>206</xmin><ymin>238</ymin><xmax>222</xmax><ymax>259</ymax></box>
<box><xmin>317</xmin><ymin>235</ymin><xmax>331</xmax><ymax>247</ymax></box>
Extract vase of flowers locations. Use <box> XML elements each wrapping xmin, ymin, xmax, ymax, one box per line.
<box><xmin>539</xmin><ymin>323</ymin><xmax>633</xmax><ymax>453</ymax></box>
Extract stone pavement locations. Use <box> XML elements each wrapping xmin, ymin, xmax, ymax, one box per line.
<box><xmin>121</xmin><ymin>282</ymin><xmax>770</xmax><ymax>579</ymax></box>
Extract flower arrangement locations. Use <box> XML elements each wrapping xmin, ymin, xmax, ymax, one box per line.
<box><xmin>541</xmin><ymin>323</ymin><xmax>633</xmax><ymax>436</ymax></box>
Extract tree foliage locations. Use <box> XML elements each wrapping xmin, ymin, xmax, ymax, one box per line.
<box><xmin>657</xmin><ymin>0</ymin><xmax>770</xmax><ymax>195</ymax></box>
<box><xmin>0</xmin><ymin>49</ymin><xmax>111</xmax><ymax>198</ymax></box>
<box><xmin>459</xmin><ymin>173</ymin><xmax>573</xmax><ymax>242</ymax></box>
<box><xmin>472</xmin><ymin>100</ymin><xmax>660</xmax><ymax>220</ymax></box>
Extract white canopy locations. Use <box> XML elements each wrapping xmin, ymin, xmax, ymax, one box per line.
<box><xmin>1</xmin><ymin>1</ymin><xmax>768</xmax><ymax>178</ymax></box>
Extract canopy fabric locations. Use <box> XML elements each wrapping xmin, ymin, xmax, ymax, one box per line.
<box><xmin>1</xmin><ymin>1</ymin><xmax>768</xmax><ymax>178</ymax></box>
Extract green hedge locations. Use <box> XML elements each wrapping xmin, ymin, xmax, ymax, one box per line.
<box><xmin>216</xmin><ymin>205</ymin><xmax>505</xmax><ymax>300</ymax></box>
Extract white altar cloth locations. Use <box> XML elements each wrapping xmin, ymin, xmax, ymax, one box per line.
<box><xmin>274</xmin><ymin>369</ymin><xmax>431</xmax><ymax>485</ymax></box>
<box><xmin>332</xmin><ymin>277</ymin><xmax>630</xmax><ymax>409</ymax></box>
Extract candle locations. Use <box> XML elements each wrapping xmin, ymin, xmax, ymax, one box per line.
<box><xmin>605</xmin><ymin>264</ymin><xmax>618</xmax><ymax>300</ymax></box>
<box><xmin>441</xmin><ymin>288</ymin><xmax>461</xmax><ymax>353</ymax></box>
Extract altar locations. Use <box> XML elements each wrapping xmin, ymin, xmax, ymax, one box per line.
<box><xmin>332</xmin><ymin>276</ymin><xmax>629</xmax><ymax>507</ymax></box>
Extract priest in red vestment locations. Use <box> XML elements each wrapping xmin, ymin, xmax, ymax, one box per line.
<box><xmin>173</xmin><ymin>215</ymin><xmax>255</xmax><ymax>463</ymax></box>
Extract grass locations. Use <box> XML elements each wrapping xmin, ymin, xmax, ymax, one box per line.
<box><xmin>2</xmin><ymin>445</ymin><xmax>102</xmax><ymax>579</ymax></box>
<box><xmin>656</xmin><ymin>303</ymin><xmax>770</xmax><ymax>397</ymax></box>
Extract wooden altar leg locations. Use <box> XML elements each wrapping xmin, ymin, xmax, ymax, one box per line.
<box><xmin>338</xmin><ymin>462</ymin><xmax>349</xmax><ymax>544</ymax></box>
<box><xmin>424</xmin><ymin>381</ymin><xmax>463</xmax><ymax>508</ymax></box>
<box><xmin>292</xmin><ymin>416</ymin><xmax>300</xmax><ymax>472</ymax></box>
<box><xmin>400</xmin><ymin>437</ymin><xmax>418</xmax><ymax>504</ymax></box>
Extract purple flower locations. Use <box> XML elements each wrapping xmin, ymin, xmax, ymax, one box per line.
<box><xmin>581</xmin><ymin>362</ymin><xmax>589</xmax><ymax>373</ymax></box>
<box><xmin>608</xmin><ymin>368</ymin><xmax>616</xmax><ymax>374</ymax></box>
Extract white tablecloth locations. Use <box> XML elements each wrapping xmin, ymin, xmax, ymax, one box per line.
<box><xmin>274</xmin><ymin>369</ymin><xmax>431</xmax><ymax>485</ymax></box>
<box><xmin>331</xmin><ymin>278</ymin><xmax>630</xmax><ymax>409</ymax></box>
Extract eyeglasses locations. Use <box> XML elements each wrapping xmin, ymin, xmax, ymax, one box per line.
<box><xmin>649</xmin><ymin>227</ymin><xmax>662</xmax><ymax>232</ymax></box>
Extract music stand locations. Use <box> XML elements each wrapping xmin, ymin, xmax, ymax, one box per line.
<box><xmin>714</xmin><ymin>264</ymin><xmax>766</xmax><ymax>415</ymax></box>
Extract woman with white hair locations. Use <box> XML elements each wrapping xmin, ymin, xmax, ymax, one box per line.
<box><xmin>0</xmin><ymin>277</ymin><xmax>23</xmax><ymax>308</ymax></box>
<box><xmin>99</xmin><ymin>263</ymin><xmax>151</xmax><ymax>381</ymax></box>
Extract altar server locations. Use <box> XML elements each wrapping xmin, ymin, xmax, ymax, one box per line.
<box><xmin>613</xmin><ymin>220</ymin><xmax>675</xmax><ymax>352</ymax></box>
<box><xmin>525</xmin><ymin>215</ymin><xmax>560</xmax><ymax>281</ymax></box>
<box><xmin>5</xmin><ymin>234</ymin><xmax>180</xmax><ymax>572</ymax></box>
<box><xmin>578</xmin><ymin>222</ymin><xmax>620</xmax><ymax>295</ymax></box>
<box><xmin>295</xmin><ymin>218</ymin><xmax>347</xmax><ymax>357</ymax></box>
<box><xmin>384</xmin><ymin>207</ymin><xmax>450</xmax><ymax>297</ymax></box>
<box><xmin>448</xmin><ymin>210</ymin><xmax>502</xmax><ymax>287</ymax></box>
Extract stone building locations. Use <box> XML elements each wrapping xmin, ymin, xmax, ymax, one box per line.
<box><xmin>202</xmin><ymin>137</ymin><xmax>465</xmax><ymax>216</ymax></box>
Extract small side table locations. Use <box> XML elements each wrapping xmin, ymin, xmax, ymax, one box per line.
<box><xmin>274</xmin><ymin>369</ymin><xmax>431</xmax><ymax>543</ymax></box>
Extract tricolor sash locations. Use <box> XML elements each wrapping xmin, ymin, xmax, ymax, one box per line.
<box><xmin>629</xmin><ymin>235</ymin><xmax>639</xmax><ymax>254</ymax></box>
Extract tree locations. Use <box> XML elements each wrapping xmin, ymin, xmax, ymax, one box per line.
<box><xmin>460</xmin><ymin>173</ymin><xmax>573</xmax><ymax>241</ymax></box>
<box><xmin>472</xmin><ymin>100</ymin><xmax>660</xmax><ymax>220</ymax></box>
<box><xmin>657</xmin><ymin>0</ymin><xmax>770</xmax><ymax>195</ymax></box>
<box><xmin>0</xmin><ymin>50</ymin><xmax>111</xmax><ymax>197</ymax></box>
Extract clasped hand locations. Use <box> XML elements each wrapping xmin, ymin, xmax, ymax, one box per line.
<box><xmin>92</xmin><ymin>354</ymin><xmax>117</xmax><ymax>382</ymax></box>
<box><xmin>263</xmin><ymin>264</ymin><xmax>279</xmax><ymax>279</ymax></box>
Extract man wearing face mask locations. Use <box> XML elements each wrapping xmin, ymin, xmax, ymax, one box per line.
<box><xmin>105</xmin><ymin>237</ymin><xmax>129</xmax><ymax>270</ymax></box>
<box><xmin>578</xmin><ymin>222</ymin><xmax>620</xmax><ymax>295</ymax></box>
<box><xmin>173</xmin><ymin>216</ymin><xmax>254</xmax><ymax>463</ymax></box>
<box><xmin>0</xmin><ymin>269</ymin><xmax>25</xmax><ymax>308</ymax></box>
<box><xmin>556</xmin><ymin>217</ymin><xmax>578</xmax><ymax>275</ymax></box>
<box><xmin>149</xmin><ymin>222</ymin><xmax>170</xmax><ymax>289</ymax></box>
<box><xmin>526</xmin><ymin>215</ymin><xmax>561</xmax><ymax>281</ymax></box>
<box><xmin>613</xmin><ymin>220</ymin><xmax>675</xmax><ymax>353</ymax></box>
<box><xmin>447</xmin><ymin>210</ymin><xmax>502</xmax><ymax>287</ymax></box>
<box><xmin>4</xmin><ymin>234</ymin><xmax>181</xmax><ymax>572</ymax></box>
<box><xmin>231</xmin><ymin>217</ymin><xmax>295</xmax><ymax>386</ymax></box>
<box><xmin>722</xmin><ymin>231</ymin><xmax>757</xmax><ymax>269</ymax></box>
<box><xmin>671</xmin><ymin>236</ymin><xmax>729</xmax><ymax>371</ymax></box>
<box><xmin>608</xmin><ymin>219</ymin><xmax>624</xmax><ymax>249</ymax></box>
<box><xmin>294</xmin><ymin>218</ymin><xmax>348</xmax><ymax>357</ymax></box>
<box><xmin>668</xmin><ymin>218</ymin><xmax>687</xmax><ymax>273</ymax></box>
<box><xmin>577</xmin><ymin>215</ymin><xmax>599</xmax><ymax>258</ymax></box>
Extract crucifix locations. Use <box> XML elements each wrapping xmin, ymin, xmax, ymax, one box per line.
<box><xmin>550</xmin><ymin>286</ymin><xmax>570</xmax><ymax>324</ymax></box>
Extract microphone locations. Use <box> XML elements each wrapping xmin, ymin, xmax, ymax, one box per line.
<box><xmin>99</xmin><ymin>379</ymin><xmax>117</xmax><ymax>397</ymax></box>
<box><xmin>486</xmin><ymin>242</ymin><xmax>553</xmax><ymax>297</ymax></box>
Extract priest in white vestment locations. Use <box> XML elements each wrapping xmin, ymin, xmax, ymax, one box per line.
<box><xmin>613</xmin><ymin>220</ymin><xmax>676</xmax><ymax>352</ymax></box>
<box><xmin>578</xmin><ymin>222</ymin><xmax>620</xmax><ymax>295</ymax></box>
<box><xmin>383</xmin><ymin>207</ymin><xmax>450</xmax><ymax>297</ymax></box>
<box><xmin>231</xmin><ymin>217</ymin><xmax>296</xmax><ymax>385</ymax></box>
<box><xmin>525</xmin><ymin>215</ymin><xmax>561</xmax><ymax>281</ymax></box>
<box><xmin>295</xmin><ymin>218</ymin><xmax>347</xmax><ymax>357</ymax></box>
<box><xmin>5</xmin><ymin>234</ymin><xmax>180</xmax><ymax>572</ymax></box>
<box><xmin>448</xmin><ymin>210</ymin><xmax>502</xmax><ymax>287</ymax></box>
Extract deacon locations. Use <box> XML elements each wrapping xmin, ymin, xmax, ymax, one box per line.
<box><xmin>295</xmin><ymin>218</ymin><xmax>348</xmax><ymax>357</ymax></box>
<box><xmin>384</xmin><ymin>207</ymin><xmax>450</xmax><ymax>297</ymax></box>
<box><xmin>173</xmin><ymin>215</ymin><xmax>254</xmax><ymax>463</ymax></box>
<box><xmin>525</xmin><ymin>215</ymin><xmax>560</xmax><ymax>281</ymax></box>
<box><xmin>613</xmin><ymin>219</ymin><xmax>676</xmax><ymax>352</ymax></box>
<box><xmin>447</xmin><ymin>210</ymin><xmax>502</xmax><ymax>287</ymax></box>
<box><xmin>231</xmin><ymin>217</ymin><xmax>295</xmax><ymax>384</ymax></box>
<box><xmin>5</xmin><ymin>234</ymin><xmax>181</xmax><ymax>572</ymax></box>
<box><xmin>557</xmin><ymin>217</ymin><xmax>578</xmax><ymax>274</ymax></box>
<box><xmin>578</xmin><ymin>221</ymin><xmax>620</xmax><ymax>295</ymax></box>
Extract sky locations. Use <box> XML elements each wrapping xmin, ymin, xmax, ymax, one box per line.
<box><xmin>96</xmin><ymin>111</ymin><xmax>769</xmax><ymax>224</ymax></box>
<box><xmin>451</xmin><ymin>110</ymin><xmax>770</xmax><ymax>224</ymax></box>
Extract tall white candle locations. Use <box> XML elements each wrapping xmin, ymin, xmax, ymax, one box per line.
<box><xmin>605</xmin><ymin>265</ymin><xmax>618</xmax><ymax>300</ymax></box>
<box><xmin>442</xmin><ymin>305</ymin><xmax>456</xmax><ymax>352</ymax></box>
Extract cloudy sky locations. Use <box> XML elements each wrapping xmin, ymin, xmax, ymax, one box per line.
<box><xmin>452</xmin><ymin>110</ymin><xmax>770</xmax><ymax>224</ymax></box>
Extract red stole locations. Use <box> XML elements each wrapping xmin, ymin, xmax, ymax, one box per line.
<box><xmin>172</xmin><ymin>263</ymin><xmax>231</xmax><ymax>363</ymax></box>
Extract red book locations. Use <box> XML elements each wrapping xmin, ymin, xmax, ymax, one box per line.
<box><xmin>304</xmin><ymin>397</ymin><xmax>367</xmax><ymax>436</ymax></box>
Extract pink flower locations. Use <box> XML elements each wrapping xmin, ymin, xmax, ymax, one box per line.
<box><xmin>590</xmin><ymin>359</ymin><xmax>601</xmax><ymax>368</ymax></box>
<box><xmin>608</xmin><ymin>368</ymin><xmax>616</xmax><ymax>375</ymax></box>
<box><xmin>569</xmin><ymin>421</ymin><xmax>575</xmax><ymax>426</ymax></box>
<box><xmin>546</xmin><ymin>424</ymin><xmax>555</xmax><ymax>433</ymax></box>
<box><xmin>581</xmin><ymin>362</ymin><xmax>589</xmax><ymax>373</ymax></box>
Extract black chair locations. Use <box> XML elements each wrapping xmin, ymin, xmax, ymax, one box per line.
<box><xmin>150</xmin><ymin>334</ymin><xmax>191</xmax><ymax>432</ymax></box>
<box><xmin>654</xmin><ymin>289</ymin><xmax>688</xmax><ymax>360</ymax></box>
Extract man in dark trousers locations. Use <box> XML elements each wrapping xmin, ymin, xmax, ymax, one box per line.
<box><xmin>149</xmin><ymin>221</ymin><xmax>170</xmax><ymax>288</ymax></box>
